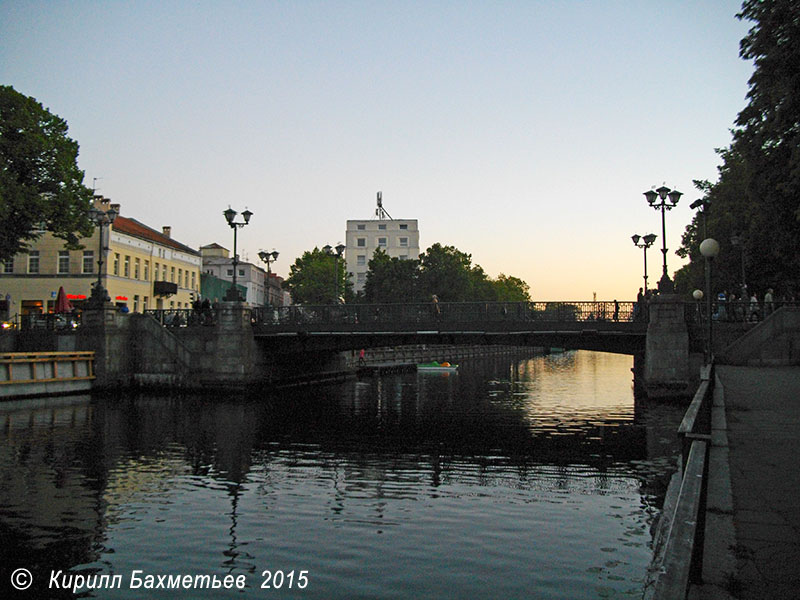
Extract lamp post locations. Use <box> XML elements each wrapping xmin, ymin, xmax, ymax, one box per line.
<box><xmin>699</xmin><ymin>238</ymin><xmax>720</xmax><ymax>363</ymax></box>
<box><xmin>730</xmin><ymin>234</ymin><xmax>747</xmax><ymax>293</ymax></box>
<box><xmin>643</xmin><ymin>185</ymin><xmax>682</xmax><ymax>293</ymax></box>
<box><xmin>258</xmin><ymin>250</ymin><xmax>279</xmax><ymax>306</ymax></box>
<box><xmin>690</xmin><ymin>198</ymin><xmax>710</xmax><ymax>239</ymax></box>
<box><xmin>323</xmin><ymin>243</ymin><xmax>346</xmax><ymax>303</ymax></box>
<box><xmin>87</xmin><ymin>204</ymin><xmax>119</xmax><ymax>307</ymax></box>
<box><xmin>631</xmin><ymin>233</ymin><xmax>657</xmax><ymax>291</ymax></box>
<box><xmin>223</xmin><ymin>207</ymin><xmax>253</xmax><ymax>302</ymax></box>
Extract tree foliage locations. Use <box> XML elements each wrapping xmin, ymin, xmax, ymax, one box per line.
<box><xmin>357</xmin><ymin>242</ymin><xmax>531</xmax><ymax>303</ymax></box>
<box><xmin>675</xmin><ymin>0</ymin><xmax>800</xmax><ymax>298</ymax></box>
<box><xmin>363</xmin><ymin>249</ymin><xmax>419</xmax><ymax>303</ymax></box>
<box><xmin>282</xmin><ymin>247</ymin><xmax>352</xmax><ymax>305</ymax></box>
<box><xmin>0</xmin><ymin>85</ymin><xmax>94</xmax><ymax>261</ymax></box>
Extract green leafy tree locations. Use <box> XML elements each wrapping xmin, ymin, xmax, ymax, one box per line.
<box><xmin>0</xmin><ymin>86</ymin><xmax>94</xmax><ymax>261</ymax></box>
<box><xmin>492</xmin><ymin>273</ymin><xmax>531</xmax><ymax>302</ymax></box>
<box><xmin>417</xmin><ymin>243</ymin><xmax>475</xmax><ymax>302</ymax></box>
<box><xmin>283</xmin><ymin>247</ymin><xmax>352</xmax><ymax>304</ymax></box>
<box><xmin>363</xmin><ymin>248</ymin><xmax>419</xmax><ymax>303</ymax></box>
<box><xmin>675</xmin><ymin>1</ymin><xmax>800</xmax><ymax>297</ymax></box>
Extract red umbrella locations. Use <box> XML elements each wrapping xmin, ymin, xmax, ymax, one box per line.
<box><xmin>54</xmin><ymin>286</ymin><xmax>73</xmax><ymax>313</ymax></box>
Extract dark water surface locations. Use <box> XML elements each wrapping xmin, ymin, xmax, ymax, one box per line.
<box><xmin>1</xmin><ymin>351</ymin><xmax>685</xmax><ymax>599</ymax></box>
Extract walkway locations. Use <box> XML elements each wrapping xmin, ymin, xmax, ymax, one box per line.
<box><xmin>715</xmin><ymin>365</ymin><xmax>800</xmax><ymax>599</ymax></box>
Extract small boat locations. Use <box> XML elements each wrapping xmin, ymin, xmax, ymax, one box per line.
<box><xmin>416</xmin><ymin>361</ymin><xmax>458</xmax><ymax>373</ymax></box>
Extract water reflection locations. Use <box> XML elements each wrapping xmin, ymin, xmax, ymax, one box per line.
<box><xmin>0</xmin><ymin>351</ymin><xmax>684</xmax><ymax>599</ymax></box>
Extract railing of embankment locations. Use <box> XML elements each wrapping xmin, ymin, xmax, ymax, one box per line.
<box><xmin>650</xmin><ymin>363</ymin><xmax>715</xmax><ymax>599</ymax></box>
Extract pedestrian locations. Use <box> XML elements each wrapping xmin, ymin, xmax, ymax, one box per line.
<box><xmin>432</xmin><ymin>294</ymin><xmax>440</xmax><ymax>319</ymax></box>
<box><xmin>358</xmin><ymin>348</ymin><xmax>366</xmax><ymax>366</ymax></box>
<box><xmin>613</xmin><ymin>299</ymin><xmax>619</xmax><ymax>322</ymax></box>
<box><xmin>749</xmin><ymin>293</ymin><xmax>760</xmax><ymax>321</ymax></box>
<box><xmin>764</xmin><ymin>288</ymin><xmax>774</xmax><ymax>316</ymax></box>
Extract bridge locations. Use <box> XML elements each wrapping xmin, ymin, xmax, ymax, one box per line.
<box><xmin>15</xmin><ymin>297</ymin><xmax>782</xmax><ymax>398</ymax></box>
<box><xmin>245</xmin><ymin>301</ymin><xmax>648</xmax><ymax>355</ymax></box>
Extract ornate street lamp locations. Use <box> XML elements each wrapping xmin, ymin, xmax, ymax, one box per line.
<box><xmin>699</xmin><ymin>238</ymin><xmax>720</xmax><ymax>363</ymax></box>
<box><xmin>223</xmin><ymin>207</ymin><xmax>253</xmax><ymax>302</ymax></box>
<box><xmin>643</xmin><ymin>185</ymin><xmax>682</xmax><ymax>293</ymax></box>
<box><xmin>87</xmin><ymin>205</ymin><xmax>119</xmax><ymax>307</ymax></box>
<box><xmin>323</xmin><ymin>243</ymin><xmax>346</xmax><ymax>303</ymax></box>
<box><xmin>631</xmin><ymin>233</ymin><xmax>657</xmax><ymax>291</ymax></box>
<box><xmin>258</xmin><ymin>250</ymin><xmax>279</xmax><ymax>305</ymax></box>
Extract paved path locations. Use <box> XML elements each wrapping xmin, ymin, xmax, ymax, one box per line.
<box><xmin>717</xmin><ymin>366</ymin><xmax>800</xmax><ymax>599</ymax></box>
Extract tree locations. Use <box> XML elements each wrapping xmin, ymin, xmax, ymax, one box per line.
<box><xmin>492</xmin><ymin>273</ymin><xmax>531</xmax><ymax>302</ymax></box>
<box><xmin>282</xmin><ymin>247</ymin><xmax>352</xmax><ymax>304</ymax></box>
<box><xmin>675</xmin><ymin>1</ymin><xmax>800</xmax><ymax>297</ymax></box>
<box><xmin>0</xmin><ymin>86</ymin><xmax>94</xmax><ymax>261</ymax></box>
<box><xmin>417</xmin><ymin>243</ymin><xmax>475</xmax><ymax>302</ymax></box>
<box><xmin>363</xmin><ymin>248</ymin><xmax>419</xmax><ymax>303</ymax></box>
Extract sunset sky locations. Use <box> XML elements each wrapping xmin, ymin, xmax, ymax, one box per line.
<box><xmin>1</xmin><ymin>1</ymin><xmax>753</xmax><ymax>300</ymax></box>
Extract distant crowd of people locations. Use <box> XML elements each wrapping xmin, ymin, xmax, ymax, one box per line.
<box><xmin>632</xmin><ymin>285</ymin><xmax>796</xmax><ymax>323</ymax></box>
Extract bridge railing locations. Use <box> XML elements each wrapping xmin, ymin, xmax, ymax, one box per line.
<box><xmin>251</xmin><ymin>301</ymin><xmax>637</xmax><ymax>328</ymax></box>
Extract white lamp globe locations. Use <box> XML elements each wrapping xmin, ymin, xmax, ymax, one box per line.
<box><xmin>699</xmin><ymin>238</ymin><xmax>720</xmax><ymax>258</ymax></box>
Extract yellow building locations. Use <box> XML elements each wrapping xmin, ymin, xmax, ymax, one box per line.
<box><xmin>0</xmin><ymin>196</ymin><xmax>201</xmax><ymax>316</ymax></box>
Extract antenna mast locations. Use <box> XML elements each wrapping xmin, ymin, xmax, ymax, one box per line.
<box><xmin>375</xmin><ymin>191</ymin><xmax>393</xmax><ymax>220</ymax></box>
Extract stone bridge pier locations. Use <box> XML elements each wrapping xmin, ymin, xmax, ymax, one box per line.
<box><xmin>643</xmin><ymin>295</ymin><xmax>692</xmax><ymax>399</ymax></box>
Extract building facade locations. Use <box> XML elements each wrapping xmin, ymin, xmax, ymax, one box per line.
<box><xmin>200</xmin><ymin>244</ymin><xmax>285</xmax><ymax>306</ymax></box>
<box><xmin>0</xmin><ymin>196</ymin><xmax>201</xmax><ymax>315</ymax></box>
<box><xmin>345</xmin><ymin>218</ymin><xmax>420</xmax><ymax>293</ymax></box>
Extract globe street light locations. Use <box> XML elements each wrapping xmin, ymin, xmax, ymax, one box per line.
<box><xmin>643</xmin><ymin>185</ymin><xmax>682</xmax><ymax>293</ymax></box>
<box><xmin>223</xmin><ymin>207</ymin><xmax>253</xmax><ymax>302</ymax></box>
<box><xmin>258</xmin><ymin>250</ymin><xmax>279</xmax><ymax>306</ymax></box>
<box><xmin>699</xmin><ymin>238</ymin><xmax>720</xmax><ymax>363</ymax></box>
<box><xmin>87</xmin><ymin>204</ymin><xmax>119</xmax><ymax>307</ymax></box>
<box><xmin>323</xmin><ymin>243</ymin><xmax>346</xmax><ymax>303</ymax></box>
<box><xmin>631</xmin><ymin>233</ymin><xmax>657</xmax><ymax>291</ymax></box>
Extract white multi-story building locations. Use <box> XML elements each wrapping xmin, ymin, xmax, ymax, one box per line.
<box><xmin>345</xmin><ymin>194</ymin><xmax>420</xmax><ymax>293</ymax></box>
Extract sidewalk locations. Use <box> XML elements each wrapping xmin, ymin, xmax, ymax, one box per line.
<box><xmin>716</xmin><ymin>365</ymin><xmax>800</xmax><ymax>599</ymax></box>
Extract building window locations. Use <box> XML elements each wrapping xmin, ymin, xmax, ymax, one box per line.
<box><xmin>82</xmin><ymin>251</ymin><xmax>94</xmax><ymax>274</ymax></box>
<box><xmin>28</xmin><ymin>251</ymin><xmax>39</xmax><ymax>274</ymax></box>
<box><xmin>357</xmin><ymin>224</ymin><xmax>365</xmax><ymax>230</ymax></box>
<box><xmin>357</xmin><ymin>238</ymin><xmax>366</xmax><ymax>247</ymax></box>
<box><xmin>124</xmin><ymin>256</ymin><xmax>130</xmax><ymax>277</ymax></box>
<box><xmin>378</xmin><ymin>224</ymin><xmax>386</xmax><ymax>230</ymax></box>
<box><xmin>133</xmin><ymin>295</ymin><xmax>139</xmax><ymax>312</ymax></box>
<box><xmin>178</xmin><ymin>268</ymin><xmax>183</xmax><ymax>287</ymax></box>
<box><xmin>191</xmin><ymin>271</ymin><xmax>196</xmax><ymax>290</ymax></box>
<box><xmin>170</xmin><ymin>266</ymin><xmax>175</xmax><ymax>282</ymax></box>
<box><xmin>134</xmin><ymin>258</ymin><xmax>140</xmax><ymax>279</ymax></box>
<box><xmin>356</xmin><ymin>255</ymin><xmax>366</xmax><ymax>266</ymax></box>
<box><xmin>2</xmin><ymin>258</ymin><xmax>13</xmax><ymax>273</ymax></box>
<box><xmin>144</xmin><ymin>260</ymin><xmax>149</xmax><ymax>280</ymax></box>
<box><xmin>399</xmin><ymin>223</ymin><xmax>408</xmax><ymax>230</ymax></box>
<box><xmin>399</xmin><ymin>255</ymin><xmax>408</xmax><ymax>260</ymax></box>
<box><xmin>238</xmin><ymin>269</ymin><xmax>245</xmax><ymax>277</ymax></box>
<box><xmin>227</xmin><ymin>269</ymin><xmax>233</xmax><ymax>276</ymax></box>
<box><xmin>377</xmin><ymin>237</ymin><xmax>387</xmax><ymax>247</ymax></box>
<box><xmin>114</xmin><ymin>253</ymin><xmax>120</xmax><ymax>276</ymax></box>
<box><xmin>399</xmin><ymin>237</ymin><xmax>408</xmax><ymax>247</ymax></box>
<box><xmin>357</xmin><ymin>272</ymin><xmax>366</xmax><ymax>284</ymax></box>
<box><xmin>58</xmin><ymin>251</ymin><xmax>70</xmax><ymax>274</ymax></box>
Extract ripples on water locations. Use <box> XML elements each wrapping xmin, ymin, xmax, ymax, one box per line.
<box><xmin>0</xmin><ymin>351</ymin><xmax>685</xmax><ymax>599</ymax></box>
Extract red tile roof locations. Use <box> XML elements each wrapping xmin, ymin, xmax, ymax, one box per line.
<box><xmin>112</xmin><ymin>216</ymin><xmax>200</xmax><ymax>256</ymax></box>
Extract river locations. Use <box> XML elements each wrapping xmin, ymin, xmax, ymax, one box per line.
<box><xmin>0</xmin><ymin>350</ymin><xmax>685</xmax><ymax>599</ymax></box>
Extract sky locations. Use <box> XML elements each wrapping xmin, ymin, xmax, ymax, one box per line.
<box><xmin>1</xmin><ymin>1</ymin><xmax>754</xmax><ymax>300</ymax></box>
